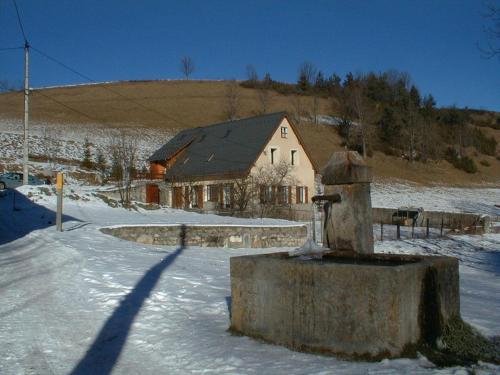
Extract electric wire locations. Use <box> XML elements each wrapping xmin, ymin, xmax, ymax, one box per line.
<box><xmin>0</xmin><ymin>46</ymin><xmax>23</xmax><ymax>51</ymax></box>
<box><xmin>30</xmin><ymin>46</ymin><xmax>192</xmax><ymax>129</ymax></box>
<box><xmin>12</xmin><ymin>0</ymin><xmax>28</xmax><ymax>43</ymax></box>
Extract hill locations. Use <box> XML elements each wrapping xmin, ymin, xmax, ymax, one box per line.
<box><xmin>0</xmin><ymin>80</ymin><xmax>499</xmax><ymax>186</ymax></box>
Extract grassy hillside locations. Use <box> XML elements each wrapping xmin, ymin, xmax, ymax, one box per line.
<box><xmin>0</xmin><ymin>80</ymin><xmax>499</xmax><ymax>186</ymax></box>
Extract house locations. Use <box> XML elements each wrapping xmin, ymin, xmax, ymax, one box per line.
<box><xmin>146</xmin><ymin>112</ymin><xmax>317</xmax><ymax>217</ymax></box>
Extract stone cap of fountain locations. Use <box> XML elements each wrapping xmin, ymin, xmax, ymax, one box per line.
<box><xmin>321</xmin><ymin>151</ymin><xmax>372</xmax><ymax>185</ymax></box>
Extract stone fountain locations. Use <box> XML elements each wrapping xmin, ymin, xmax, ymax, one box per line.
<box><xmin>230</xmin><ymin>151</ymin><xmax>461</xmax><ymax>360</ymax></box>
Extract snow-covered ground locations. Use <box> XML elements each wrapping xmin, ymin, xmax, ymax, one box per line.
<box><xmin>1</xmin><ymin>184</ymin><xmax>500</xmax><ymax>374</ymax></box>
<box><xmin>0</xmin><ymin>118</ymin><xmax>172</xmax><ymax>170</ymax></box>
<box><xmin>372</xmin><ymin>182</ymin><xmax>500</xmax><ymax>217</ymax></box>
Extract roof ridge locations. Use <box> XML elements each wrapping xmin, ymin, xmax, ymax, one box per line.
<box><xmin>196</xmin><ymin>111</ymin><xmax>286</xmax><ymax>130</ymax></box>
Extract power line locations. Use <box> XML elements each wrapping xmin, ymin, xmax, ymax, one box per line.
<box><xmin>31</xmin><ymin>89</ymin><xmax>103</xmax><ymax>123</ymax></box>
<box><xmin>0</xmin><ymin>46</ymin><xmax>23</xmax><ymax>51</ymax></box>
<box><xmin>30</xmin><ymin>46</ymin><xmax>192</xmax><ymax>129</ymax></box>
<box><xmin>12</xmin><ymin>0</ymin><xmax>27</xmax><ymax>43</ymax></box>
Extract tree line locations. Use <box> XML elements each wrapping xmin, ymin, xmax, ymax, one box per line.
<box><xmin>241</xmin><ymin>63</ymin><xmax>499</xmax><ymax>173</ymax></box>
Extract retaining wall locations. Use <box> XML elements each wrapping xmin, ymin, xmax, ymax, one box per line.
<box><xmin>100</xmin><ymin>224</ymin><xmax>307</xmax><ymax>248</ymax></box>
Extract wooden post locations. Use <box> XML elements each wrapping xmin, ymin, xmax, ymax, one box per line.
<box><xmin>380</xmin><ymin>222</ymin><xmax>384</xmax><ymax>241</ymax></box>
<box><xmin>440</xmin><ymin>216</ymin><xmax>444</xmax><ymax>237</ymax></box>
<box><xmin>22</xmin><ymin>42</ymin><xmax>30</xmax><ymax>185</ymax></box>
<box><xmin>311</xmin><ymin>203</ymin><xmax>316</xmax><ymax>242</ymax></box>
<box><xmin>426</xmin><ymin>218</ymin><xmax>430</xmax><ymax>238</ymax></box>
<box><xmin>397</xmin><ymin>223</ymin><xmax>400</xmax><ymax>240</ymax></box>
<box><xmin>56</xmin><ymin>172</ymin><xmax>63</xmax><ymax>232</ymax></box>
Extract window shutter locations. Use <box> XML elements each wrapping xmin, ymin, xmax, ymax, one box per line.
<box><xmin>305</xmin><ymin>186</ymin><xmax>308</xmax><ymax>203</ymax></box>
<box><xmin>260</xmin><ymin>185</ymin><xmax>265</xmax><ymax>203</ymax></box>
<box><xmin>272</xmin><ymin>186</ymin><xmax>277</xmax><ymax>204</ymax></box>
<box><xmin>288</xmin><ymin>186</ymin><xmax>292</xmax><ymax>204</ymax></box>
<box><xmin>296</xmin><ymin>186</ymin><xmax>300</xmax><ymax>204</ymax></box>
<box><xmin>197</xmin><ymin>186</ymin><xmax>203</xmax><ymax>208</ymax></box>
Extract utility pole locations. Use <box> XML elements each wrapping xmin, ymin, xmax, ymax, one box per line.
<box><xmin>22</xmin><ymin>40</ymin><xmax>30</xmax><ymax>185</ymax></box>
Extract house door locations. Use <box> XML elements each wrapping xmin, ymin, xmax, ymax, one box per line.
<box><xmin>146</xmin><ymin>184</ymin><xmax>160</xmax><ymax>204</ymax></box>
<box><xmin>173</xmin><ymin>187</ymin><xmax>183</xmax><ymax>208</ymax></box>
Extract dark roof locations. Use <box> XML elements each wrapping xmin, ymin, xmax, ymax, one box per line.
<box><xmin>148</xmin><ymin>112</ymin><xmax>288</xmax><ymax>181</ymax></box>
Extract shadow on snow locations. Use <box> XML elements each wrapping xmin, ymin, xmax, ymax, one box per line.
<box><xmin>0</xmin><ymin>189</ymin><xmax>80</xmax><ymax>246</ymax></box>
<box><xmin>69</xmin><ymin>225</ymin><xmax>187</xmax><ymax>375</ymax></box>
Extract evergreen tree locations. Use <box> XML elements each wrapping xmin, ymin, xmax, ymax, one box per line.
<box><xmin>95</xmin><ymin>149</ymin><xmax>107</xmax><ymax>183</ymax></box>
<box><xmin>81</xmin><ymin>138</ymin><xmax>94</xmax><ymax>169</ymax></box>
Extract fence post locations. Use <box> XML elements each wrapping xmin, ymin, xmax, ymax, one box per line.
<box><xmin>380</xmin><ymin>222</ymin><xmax>384</xmax><ymax>241</ymax></box>
<box><xmin>426</xmin><ymin>218</ymin><xmax>430</xmax><ymax>238</ymax></box>
<box><xmin>311</xmin><ymin>203</ymin><xmax>316</xmax><ymax>242</ymax></box>
<box><xmin>397</xmin><ymin>223</ymin><xmax>400</xmax><ymax>240</ymax></box>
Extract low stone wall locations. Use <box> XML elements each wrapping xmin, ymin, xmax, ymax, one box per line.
<box><xmin>372</xmin><ymin>207</ymin><xmax>491</xmax><ymax>233</ymax></box>
<box><xmin>230</xmin><ymin>252</ymin><xmax>459</xmax><ymax>360</ymax></box>
<box><xmin>100</xmin><ymin>224</ymin><xmax>307</xmax><ymax>248</ymax></box>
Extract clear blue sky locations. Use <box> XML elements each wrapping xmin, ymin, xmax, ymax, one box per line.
<box><xmin>1</xmin><ymin>0</ymin><xmax>499</xmax><ymax>111</ymax></box>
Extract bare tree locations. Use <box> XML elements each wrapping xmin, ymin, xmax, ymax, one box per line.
<box><xmin>297</xmin><ymin>61</ymin><xmax>317</xmax><ymax>90</ymax></box>
<box><xmin>253</xmin><ymin>160</ymin><xmax>296</xmax><ymax>218</ymax></box>
<box><xmin>245</xmin><ymin>64</ymin><xmax>258</xmax><ymax>83</ymax></box>
<box><xmin>289</xmin><ymin>95</ymin><xmax>304</xmax><ymax>125</ymax></box>
<box><xmin>344</xmin><ymin>84</ymin><xmax>375</xmax><ymax>158</ymax></box>
<box><xmin>41</xmin><ymin>126</ymin><xmax>60</xmax><ymax>168</ymax></box>
<box><xmin>480</xmin><ymin>3</ymin><xmax>500</xmax><ymax>58</ymax></box>
<box><xmin>109</xmin><ymin>131</ymin><xmax>138</xmax><ymax>206</ymax></box>
<box><xmin>310</xmin><ymin>95</ymin><xmax>320</xmax><ymax>124</ymax></box>
<box><xmin>180</xmin><ymin>56</ymin><xmax>195</xmax><ymax>80</ymax></box>
<box><xmin>224</xmin><ymin>80</ymin><xmax>240</xmax><ymax>121</ymax></box>
<box><xmin>256</xmin><ymin>87</ymin><xmax>271</xmax><ymax>114</ymax></box>
<box><xmin>231</xmin><ymin>176</ymin><xmax>255</xmax><ymax>213</ymax></box>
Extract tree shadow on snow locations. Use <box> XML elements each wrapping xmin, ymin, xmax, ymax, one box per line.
<box><xmin>0</xmin><ymin>189</ymin><xmax>80</xmax><ymax>246</ymax></box>
<box><xmin>69</xmin><ymin>225</ymin><xmax>187</xmax><ymax>375</ymax></box>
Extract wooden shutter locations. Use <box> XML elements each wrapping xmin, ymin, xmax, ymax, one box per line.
<box><xmin>197</xmin><ymin>185</ymin><xmax>203</xmax><ymax>208</ymax></box>
<box><xmin>305</xmin><ymin>186</ymin><xmax>308</xmax><ymax>203</ymax></box>
<box><xmin>260</xmin><ymin>185</ymin><xmax>265</xmax><ymax>203</ymax></box>
<box><xmin>184</xmin><ymin>186</ymin><xmax>190</xmax><ymax>208</ymax></box>
<box><xmin>288</xmin><ymin>186</ymin><xmax>292</xmax><ymax>204</ymax></box>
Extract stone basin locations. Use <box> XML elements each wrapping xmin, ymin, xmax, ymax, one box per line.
<box><xmin>230</xmin><ymin>251</ymin><xmax>459</xmax><ymax>360</ymax></box>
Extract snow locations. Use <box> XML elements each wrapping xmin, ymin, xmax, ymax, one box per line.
<box><xmin>372</xmin><ymin>182</ymin><xmax>500</xmax><ymax>217</ymax></box>
<box><xmin>0</xmin><ymin>183</ymin><xmax>499</xmax><ymax>374</ymax></box>
<box><xmin>0</xmin><ymin>119</ymin><xmax>172</xmax><ymax>170</ymax></box>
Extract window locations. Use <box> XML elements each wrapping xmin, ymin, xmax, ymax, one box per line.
<box><xmin>207</xmin><ymin>184</ymin><xmax>219</xmax><ymax>202</ymax></box>
<box><xmin>291</xmin><ymin>150</ymin><xmax>298</xmax><ymax>166</ymax></box>
<box><xmin>281</xmin><ymin>126</ymin><xmax>288</xmax><ymax>138</ymax></box>
<box><xmin>223</xmin><ymin>184</ymin><xmax>233</xmax><ymax>209</ymax></box>
<box><xmin>260</xmin><ymin>185</ymin><xmax>274</xmax><ymax>204</ymax></box>
<box><xmin>277</xmin><ymin>186</ymin><xmax>290</xmax><ymax>205</ymax></box>
<box><xmin>270</xmin><ymin>147</ymin><xmax>278</xmax><ymax>164</ymax></box>
<box><xmin>296</xmin><ymin>186</ymin><xmax>308</xmax><ymax>204</ymax></box>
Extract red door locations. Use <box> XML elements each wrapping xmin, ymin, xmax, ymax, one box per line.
<box><xmin>146</xmin><ymin>184</ymin><xmax>160</xmax><ymax>204</ymax></box>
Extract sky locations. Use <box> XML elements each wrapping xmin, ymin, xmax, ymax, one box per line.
<box><xmin>1</xmin><ymin>0</ymin><xmax>500</xmax><ymax>111</ymax></box>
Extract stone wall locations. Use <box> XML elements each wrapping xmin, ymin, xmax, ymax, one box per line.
<box><xmin>100</xmin><ymin>224</ymin><xmax>307</xmax><ymax>248</ymax></box>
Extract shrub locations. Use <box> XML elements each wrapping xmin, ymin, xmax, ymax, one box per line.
<box><xmin>480</xmin><ymin>160</ymin><xmax>491</xmax><ymax>167</ymax></box>
<box><xmin>470</xmin><ymin>128</ymin><xmax>497</xmax><ymax>155</ymax></box>
<box><xmin>445</xmin><ymin>148</ymin><xmax>478</xmax><ymax>174</ymax></box>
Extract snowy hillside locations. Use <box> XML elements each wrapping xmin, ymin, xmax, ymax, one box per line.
<box><xmin>0</xmin><ymin>118</ymin><xmax>172</xmax><ymax>169</ymax></box>
<box><xmin>0</xmin><ymin>183</ymin><xmax>499</xmax><ymax>374</ymax></box>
